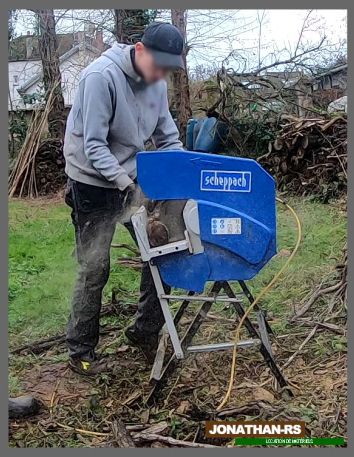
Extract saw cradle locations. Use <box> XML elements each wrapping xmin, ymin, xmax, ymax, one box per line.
<box><xmin>131</xmin><ymin>150</ymin><xmax>290</xmax><ymax>402</ymax></box>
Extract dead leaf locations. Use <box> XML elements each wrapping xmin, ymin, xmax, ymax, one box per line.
<box><xmin>253</xmin><ymin>387</ymin><xmax>275</xmax><ymax>403</ymax></box>
<box><xmin>151</xmin><ymin>442</ymin><xmax>169</xmax><ymax>448</ymax></box>
<box><xmin>122</xmin><ymin>390</ymin><xmax>142</xmax><ymax>406</ymax></box>
<box><xmin>176</xmin><ymin>400</ymin><xmax>192</xmax><ymax>415</ymax></box>
<box><xmin>137</xmin><ymin>421</ymin><xmax>169</xmax><ymax>436</ymax></box>
<box><xmin>140</xmin><ymin>409</ymin><xmax>150</xmax><ymax>424</ymax></box>
<box><xmin>209</xmin><ymin>385</ymin><xmax>220</xmax><ymax>395</ymax></box>
<box><xmin>277</xmin><ymin>249</ymin><xmax>291</xmax><ymax>257</ymax></box>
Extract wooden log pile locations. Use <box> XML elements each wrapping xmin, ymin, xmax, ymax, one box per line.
<box><xmin>9</xmin><ymin>85</ymin><xmax>66</xmax><ymax>198</ymax></box>
<box><xmin>33</xmin><ymin>138</ymin><xmax>66</xmax><ymax>195</ymax></box>
<box><xmin>258</xmin><ymin>114</ymin><xmax>347</xmax><ymax>201</ymax></box>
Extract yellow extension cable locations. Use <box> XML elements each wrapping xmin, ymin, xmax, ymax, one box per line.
<box><xmin>216</xmin><ymin>197</ymin><xmax>302</xmax><ymax>411</ymax></box>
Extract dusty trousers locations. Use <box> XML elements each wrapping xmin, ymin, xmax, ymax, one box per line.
<box><xmin>65</xmin><ymin>179</ymin><xmax>170</xmax><ymax>361</ymax></box>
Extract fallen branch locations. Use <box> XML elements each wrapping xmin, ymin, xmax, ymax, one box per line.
<box><xmin>132</xmin><ymin>432</ymin><xmax>219</xmax><ymax>448</ymax></box>
<box><xmin>56</xmin><ymin>422</ymin><xmax>162</xmax><ymax>437</ymax></box>
<box><xmin>316</xmin><ymin>321</ymin><xmax>345</xmax><ymax>335</ymax></box>
<box><xmin>116</xmin><ymin>257</ymin><xmax>142</xmax><ymax>270</ymax></box>
<box><xmin>217</xmin><ymin>401</ymin><xmax>277</xmax><ymax>418</ymax></box>
<box><xmin>293</xmin><ymin>282</ymin><xmax>343</xmax><ymax>319</ymax></box>
<box><xmin>12</xmin><ymin>323</ymin><xmax>120</xmax><ymax>355</ymax></box>
<box><xmin>111</xmin><ymin>243</ymin><xmax>140</xmax><ymax>256</ymax></box>
<box><xmin>111</xmin><ymin>419</ymin><xmax>136</xmax><ymax>448</ymax></box>
<box><xmin>55</xmin><ymin>420</ymin><xmax>215</xmax><ymax>448</ymax></box>
<box><xmin>282</xmin><ymin>325</ymin><xmax>318</xmax><ymax>369</ymax></box>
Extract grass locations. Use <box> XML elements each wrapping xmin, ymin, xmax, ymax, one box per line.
<box><xmin>8</xmin><ymin>197</ymin><xmax>347</xmax><ymax>445</ymax></box>
<box><xmin>8</xmin><ymin>198</ymin><xmax>140</xmax><ymax>347</ymax></box>
<box><xmin>9</xmin><ymin>197</ymin><xmax>346</xmax><ymax>347</ymax></box>
<box><xmin>248</xmin><ymin>198</ymin><xmax>346</xmax><ymax>331</ymax></box>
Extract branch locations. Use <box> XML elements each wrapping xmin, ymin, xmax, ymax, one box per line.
<box><xmin>254</xmin><ymin>36</ymin><xmax>326</xmax><ymax>75</ymax></box>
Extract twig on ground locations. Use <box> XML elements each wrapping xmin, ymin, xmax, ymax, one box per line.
<box><xmin>111</xmin><ymin>243</ymin><xmax>140</xmax><ymax>256</ymax></box>
<box><xmin>282</xmin><ymin>325</ymin><xmax>318</xmax><ymax>369</ymax></box>
<box><xmin>293</xmin><ymin>282</ymin><xmax>343</xmax><ymax>319</ymax></box>
<box><xmin>132</xmin><ymin>432</ymin><xmax>219</xmax><ymax>448</ymax></box>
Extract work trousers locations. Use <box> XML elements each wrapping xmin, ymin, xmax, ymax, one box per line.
<box><xmin>65</xmin><ymin>179</ymin><xmax>169</xmax><ymax>361</ymax></box>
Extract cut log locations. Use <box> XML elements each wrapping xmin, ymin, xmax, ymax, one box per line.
<box><xmin>111</xmin><ymin>419</ymin><xmax>136</xmax><ymax>447</ymax></box>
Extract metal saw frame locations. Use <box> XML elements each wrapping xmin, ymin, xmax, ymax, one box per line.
<box><xmin>131</xmin><ymin>204</ymin><xmax>290</xmax><ymax>404</ymax></box>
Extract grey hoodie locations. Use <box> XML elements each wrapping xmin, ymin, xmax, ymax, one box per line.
<box><xmin>64</xmin><ymin>43</ymin><xmax>183</xmax><ymax>191</ymax></box>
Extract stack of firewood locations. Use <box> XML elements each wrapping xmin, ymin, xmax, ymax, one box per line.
<box><xmin>9</xmin><ymin>85</ymin><xmax>66</xmax><ymax>198</ymax></box>
<box><xmin>258</xmin><ymin>114</ymin><xmax>347</xmax><ymax>201</ymax></box>
<box><xmin>32</xmin><ymin>138</ymin><xmax>66</xmax><ymax>195</ymax></box>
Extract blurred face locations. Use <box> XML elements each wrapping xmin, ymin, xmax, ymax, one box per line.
<box><xmin>134</xmin><ymin>42</ymin><xmax>169</xmax><ymax>83</ymax></box>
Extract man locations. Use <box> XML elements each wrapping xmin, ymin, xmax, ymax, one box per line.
<box><xmin>63</xmin><ymin>22</ymin><xmax>184</xmax><ymax>375</ymax></box>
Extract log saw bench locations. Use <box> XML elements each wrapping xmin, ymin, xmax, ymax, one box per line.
<box><xmin>131</xmin><ymin>150</ymin><xmax>290</xmax><ymax>403</ymax></box>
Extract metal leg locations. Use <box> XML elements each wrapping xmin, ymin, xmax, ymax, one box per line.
<box><xmin>146</xmin><ymin>282</ymin><xmax>223</xmax><ymax>404</ymax></box>
<box><xmin>150</xmin><ymin>292</ymin><xmax>195</xmax><ymax>383</ymax></box>
<box><xmin>238</xmin><ymin>280</ymin><xmax>274</xmax><ymax>335</ymax></box>
<box><xmin>256</xmin><ymin>312</ymin><xmax>273</xmax><ymax>356</ymax></box>
<box><xmin>222</xmin><ymin>282</ymin><xmax>290</xmax><ymax>392</ymax></box>
<box><xmin>149</xmin><ymin>263</ymin><xmax>184</xmax><ymax>359</ymax></box>
<box><xmin>238</xmin><ymin>280</ymin><xmax>275</xmax><ymax>357</ymax></box>
<box><xmin>147</xmin><ymin>280</ymin><xmax>291</xmax><ymax>405</ymax></box>
<box><xmin>174</xmin><ymin>291</ymin><xmax>195</xmax><ymax>325</ymax></box>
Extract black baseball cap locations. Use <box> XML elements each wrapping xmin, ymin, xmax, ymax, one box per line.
<box><xmin>141</xmin><ymin>22</ymin><xmax>185</xmax><ymax>70</ymax></box>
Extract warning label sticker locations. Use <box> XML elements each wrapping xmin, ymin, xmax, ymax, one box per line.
<box><xmin>211</xmin><ymin>218</ymin><xmax>242</xmax><ymax>235</ymax></box>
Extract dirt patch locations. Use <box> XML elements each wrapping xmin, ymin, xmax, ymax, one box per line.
<box><xmin>24</xmin><ymin>362</ymin><xmax>92</xmax><ymax>406</ymax></box>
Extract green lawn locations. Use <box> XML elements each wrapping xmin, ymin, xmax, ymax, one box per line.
<box><xmin>8</xmin><ymin>199</ymin><xmax>140</xmax><ymax>347</ymax></box>
<box><xmin>9</xmin><ymin>197</ymin><xmax>346</xmax><ymax>347</ymax></box>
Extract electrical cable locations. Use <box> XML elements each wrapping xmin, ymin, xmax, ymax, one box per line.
<box><xmin>216</xmin><ymin>197</ymin><xmax>302</xmax><ymax>411</ymax></box>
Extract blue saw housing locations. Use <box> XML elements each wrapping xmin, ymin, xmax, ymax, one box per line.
<box><xmin>137</xmin><ymin>150</ymin><xmax>277</xmax><ymax>292</ymax></box>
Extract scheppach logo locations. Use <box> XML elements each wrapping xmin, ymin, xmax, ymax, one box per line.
<box><xmin>200</xmin><ymin>170</ymin><xmax>251</xmax><ymax>192</ymax></box>
<box><xmin>205</xmin><ymin>421</ymin><xmax>306</xmax><ymax>438</ymax></box>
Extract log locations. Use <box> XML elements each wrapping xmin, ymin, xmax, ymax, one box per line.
<box><xmin>111</xmin><ymin>419</ymin><xmax>136</xmax><ymax>448</ymax></box>
<box><xmin>258</xmin><ymin>115</ymin><xmax>347</xmax><ymax>199</ymax></box>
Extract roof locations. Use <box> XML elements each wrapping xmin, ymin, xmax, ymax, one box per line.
<box><xmin>8</xmin><ymin>31</ymin><xmax>109</xmax><ymax>62</ymax></box>
<box><xmin>9</xmin><ymin>33</ymin><xmax>77</xmax><ymax>61</ymax></box>
<box><xmin>315</xmin><ymin>63</ymin><xmax>347</xmax><ymax>79</ymax></box>
<box><xmin>17</xmin><ymin>42</ymin><xmax>102</xmax><ymax>94</ymax></box>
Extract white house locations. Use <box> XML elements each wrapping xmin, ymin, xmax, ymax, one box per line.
<box><xmin>8</xmin><ymin>30</ymin><xmax>106</xmax><ymax>111</ymax></box>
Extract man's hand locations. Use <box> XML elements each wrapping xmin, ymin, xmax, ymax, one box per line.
<box><xmin>123</xmin><ymin>183</ymin><xmax>137</xmax><ymax>208</ymax></box>
<box><xmin>120</xmin><ymin>183</ymin><xmax>145</xmax><ymax>223</ymax></box>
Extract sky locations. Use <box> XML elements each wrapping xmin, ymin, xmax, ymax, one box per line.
<box><xmin>184</xmin><ymin>9</ymin><xmax>347</xmax><ymax>73</ymax></box>
<box><xmin>13</xmin><ymin>9</ymin><xmax>347</xmax><ymax>73</ymax></box>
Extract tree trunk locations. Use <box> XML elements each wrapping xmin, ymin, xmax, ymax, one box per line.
<box><xmin>114</xmin><ymin>9</ymin><xmax>128</xmax><ymax>42</ymax></box>
<box><xmin>114</xmin><ymin>10</ymin><xmax>154</xmax><ymax>44</ymax></box>
<box><xmin>171</xmin><ymin>9</ymin><xmax>192</xmax><ymax>145</ymax></box>
<box><xmin>36</xmin><ymin>9</ymin><xmax>65</xmax><ymax>141</ymax></box>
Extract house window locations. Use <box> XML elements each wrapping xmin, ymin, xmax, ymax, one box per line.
<box><xmin>13</xmin><ymin>75</ymin><xmax>18</xmax><ymax>85</ymax></box>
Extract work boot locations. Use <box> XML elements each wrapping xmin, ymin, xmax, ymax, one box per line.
<box><xmin>68</xmin><ymin>357</ymin><xmax>114</xmax><ymax>376</ymax></box>
<box><xmin>9</xmin><ymin>396</ymin><xmax>41</xmax><ymax>420</ymax></box>
<box><xmin>125</xmin><ymin>326</ymin><xmax>158</xmax><ymax>363</ymax></box>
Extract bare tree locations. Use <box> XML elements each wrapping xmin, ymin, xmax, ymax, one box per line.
<box><xmin>8</xmin><ymin>10</ymin><xmax>18</xmax><ymax>43</ymax></box>
<box><xmin>171</xmin><ymin>9</ymin><xmax>192</xmax><ymax>144</ymax></box>
<box><xmin>114</xmin><ymin>9</ymin><xmax>157</xmax><ymax>43</ymax></box>
<box><xmin>35</xmin><ymin>9</ymin><xmax>65</xmax><ymax>141</ymax></box>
